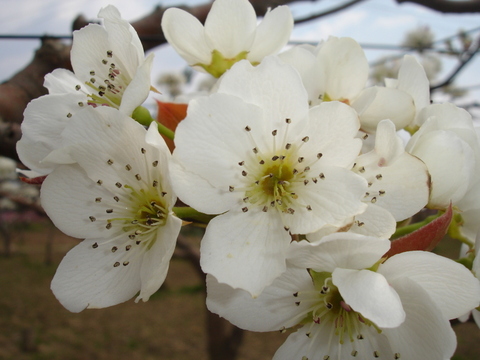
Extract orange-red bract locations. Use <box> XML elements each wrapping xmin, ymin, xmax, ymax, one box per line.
<box><xmin>155</xmin><ymin>100</ymin><xmax>188</xmax><ymax>152</ymax></box>
<box><xmin>385</xmin><ymin>204</ymin><xmax>453</xmax><ymax>258</ymax></box>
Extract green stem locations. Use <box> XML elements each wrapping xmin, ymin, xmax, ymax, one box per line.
<box><xmin>132</xmin><ymin>105</ymin><xmax>175</xmax><ymax>140</ymax></box>
<box><xmin>392</xmin><ymin>213</ymin><xmax>440</xmax><ymax>239</ymax></box>
<box><xmin>173</xmin><ymin>207</ymin><xmax>215</xmax><ymax>225</ymax></box>
<box><xmin>157</xmin><ymin>122</ymin><xmax>175</xmax><ymax>141</ymax></box>
<box><xmin>456</xmin><ymin>254</ymin><xmax>474</xmax><ymax>270</ymax></box>
<box><xmin>448</xmin><ymin>213</ymin><xmax>474</xmax><ymax>248</ymax></box>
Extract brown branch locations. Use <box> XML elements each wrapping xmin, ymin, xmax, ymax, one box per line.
<box><xmin>295</xmin><ymin>0</ymin><xmax>366</xmax><ymax>25</ymax></box>
<box><xmin>396</xmin><ymin>0</ymin><xmax>480</xmax><ymax>13</ymax></box>
<box><xmin>431</xmin><ymin>35</ymin><xmax>480</xmax><ymax>91</ymax></box>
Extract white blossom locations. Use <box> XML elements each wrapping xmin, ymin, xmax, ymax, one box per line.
<box><xmin>161</xmin><ymin>0</ymin><xmax>293</xmax><ymax>77</ymax></box>
<box><xmin>279</xmin><ymin>36</ymin><xmax>369</xmax><ymax>107</ymax></box>
<box><xmin>17</xmin><ymin>5</ymin><xmax>154</xmax><ymax>175</ymax></box>
<box><xmin>170</xmin><ymin>56</ymin><xmax>367</xmax><ymax>296</ymax></box>
<box><xmin>42</xmin><ymin>107</ymin><xmax>181</xmax><ymax>312</ymax></box>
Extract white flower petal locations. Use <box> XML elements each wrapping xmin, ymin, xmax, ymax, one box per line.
<box><xmin>372</xmin><ymin>119</ymin><xmax>404</xmax><ymax>161</ymax></box>
<box><xmin>41</xmin><ymin>164</ymin><xmax>115</xmax><ymax>239</ymax></box>
<box><xmin>145</xmin><ymin>121</ymin><xmax>177</xmax><ymax>203</ymax></box>
<box><xmin>70</xmin><ymin>24</ymin><xmax>112</xmax><ymax>83</ymax></box>
<box><xmin>407</xmin><ymin>129</ymin><xmax>475</xmax><ymax>208</ymax></box>
<box><xmin>200</xmin><ymin>209</ymin><xmax>290</xmax><ymax>297</ymax></box>
<box><xmin>99</xmin><ymin>5</ymin><xmax>144</xmax><ymax>73</ymax></box>
<box><xmin>303</xmin><ymin>102</ymin><xmax>362</xmax><ymax>168</ymax></box>
<box><xmin>383</xmin><ymin>277</ymin><xmax>457</xmax><ymax>360</ymax></box>
<box><xmin>136</xmin><ymin>213</ymin><xmax>181</xmax><ymax>302</ymax></box>
<box><xmin>118</xmin><ymin>52</ymin><xmax>154</xmax><ymax>114</ymax></box>
<box><xmin>169</xmin><ymin>158</ymin><xmax>235</xmax><ymax>214</ymax></box>
<box><xmin>278</xmin><ymin>46</ymin><xmax>321</xmax><ymax>106</ymax></box>
<box><xmin>17</xmin><ymin>94</ymin><xmax>84</xmax><ymax>174</ymax></box>
<box><xmin>43</xmin><ymin>68</ymin><xmax>88</xmax><ymax>94</ymax></box>
<box><xmin>333</xmin><ymin>268</ymin><xmax>405</xmax><ymax>328</ymax></box>
<box><xmin>203</xmin><ymin>0</ymin><xmax>257</xmax><ymax>58</ymax></box>
<box><xmin>396</xmin><ymin>55</ymin><xmax>430</xmax><ymax>120</ymax></box>
<box><xmin>352</xmin><ymin>86</ymin><xmax>416</xmax><ymax>132</ymax></box>
<box><xmin>348</xmin><ymin>203</ymin><xmax>397</xmax><ymax>238</ymax></box>
<box><xmin>284</xmin><ymin>165</ymin><xmax>367</xmax><ymax>233</ymax></box>
<box><xmin>172</xmin><ymin>92</ymin><xmax>265</xmax><ymax>193</ymax></box>
<box><xmin>161</xmin><ymin>8</ymin><xmax>212</xmax><ymax>65</ymax></box>
<box><xmin>288</xmin><ymin>234</ymin><xmax>390</xmax><ymax>272</ymax></box>
<box><xmin>379</xmin><ymin>251</ymin><xmax>480</xmax><ymax>319</ymax></box>
<box><xmin>206</xmin><ymin>265</ymin><xmax>313</xmax><ymax>331</ymax></box>
<box><xmin>412</xmin><ymin>103</ymin><xmax>477</xmax><ymax>148</ymax></box>
<box><xmin>51</xmin><ymin>238</ymin><xmax>143</xmax><ymax>312</ymax></box>
<box><xmin>217</xmin><ymin>57</ymin><xmax>309</xmax><ymax>126</ymax></box>
<box><xmin>316</xmin><ymin>37</ymin><xmax>369</xmax><ymax>101</ymax></box>
<box><xmin>248</xmin><ymin>6</ymin><xmax>293</xmax><ymax>62</ymax></box>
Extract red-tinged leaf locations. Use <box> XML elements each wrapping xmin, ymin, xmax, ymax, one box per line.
<box><xmin>155</xmin><ymin>100</ymin><xmax>188</xmax><ymax>152</ymax></box>
<box><xmin>19</xmin><ymin>175</ymin><xmax>47</xmax><ymax>185</ymax></box>
<box><xmin>385</xmin><ymin>204</ymin><xmax>453</xmax><ymax>258</ymax></box>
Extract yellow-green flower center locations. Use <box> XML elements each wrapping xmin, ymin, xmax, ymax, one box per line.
<box><xmin>197</xmin><ymin>49</ymin><xmax>250</xmax><ymax>78</ymax></box>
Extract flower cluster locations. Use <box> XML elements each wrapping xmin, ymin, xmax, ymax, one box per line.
<box><xmin>16</xmin><ymin>0</ymin><xmax>480</xmax><ymax>358</ymax></box>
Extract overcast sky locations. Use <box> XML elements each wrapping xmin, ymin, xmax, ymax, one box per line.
<box><xmin>1</xmin><ymin>0</ymin><xmax>479</xmax><ymax>106</ymax></box>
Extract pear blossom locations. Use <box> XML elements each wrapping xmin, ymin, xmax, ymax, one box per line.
<box><xmin>351</xmin><ymin>55</ymin><xmax>430</xmax><ymax>133</ymax></box>
<box><xmin>170</xmin><ymin>56</ymin><xmax>368</xmax><ymax>296</ymax></box>
<box><xmin>406</xmin><ymin>103</ymin><xmax>479</xmax><ymax>211</ymax></box>
<box><xmin>279</xmin><ymin>36</ymin><xmax>369</xmax><ymax>107</ymax></box>
<box><xmin>207</xmin><ymin>234</ymin><xmax>480</xmax><ymax>360</ymax></box>
<box><xmin>161</xmin><ymin>0</ymin><xmax>293</xmax><ymax>77</ymax></box>
<box><xmin>41</xmin><ymin>106</ymin><xmax>181</xmax><ymax>312</ymax></box>
<box><xmin>308</xmin><ymin>119</ymin><xmax>429</xmax><ymax>241</ymax></box>
<box><xmin>17</xmin><ymin>5</ymin><xmax>154</xmax><ymax>175</ymax></box>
